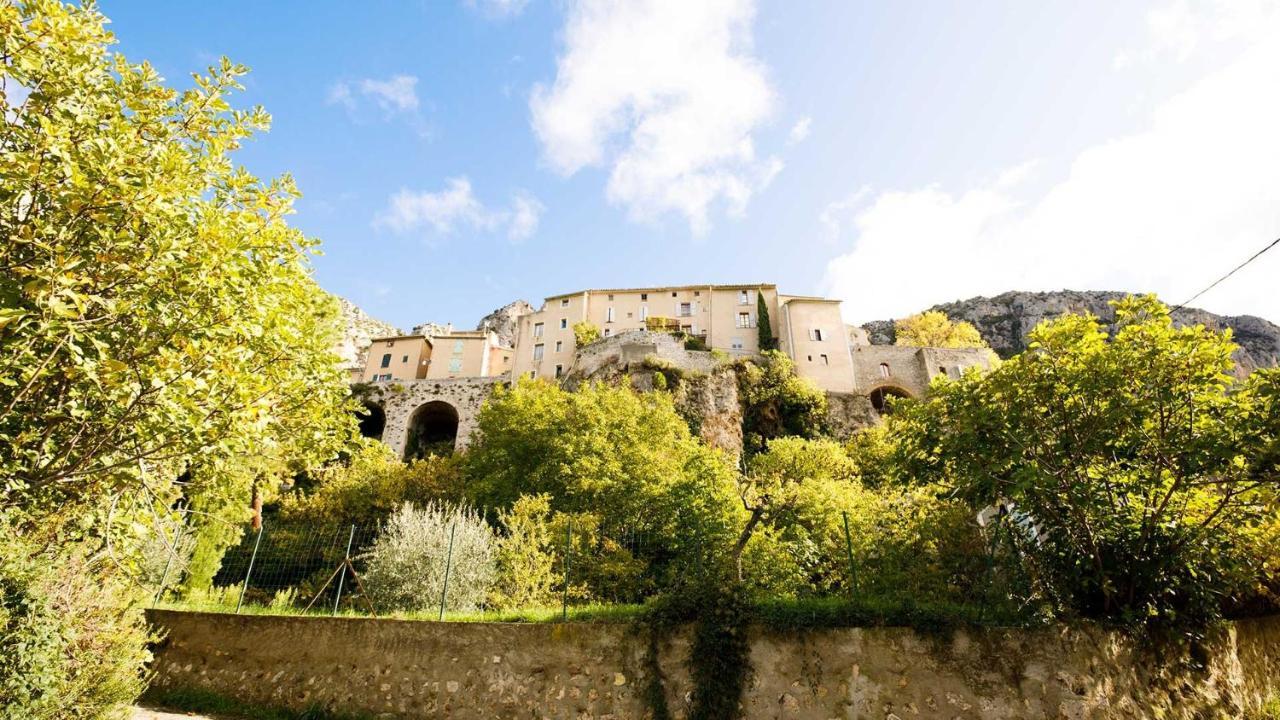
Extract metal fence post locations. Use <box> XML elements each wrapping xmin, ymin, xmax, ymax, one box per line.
<box><xmin>152</xmin><ymin>523</ymin><xmax>185</xmax><ymax>608</ymax></box>
<box><xmin>438</xmin><ymin>522</ymin><xmax>457</xmax><ymax>621</ymax></box>
<box><xmin>235</xmin><ymin>524</ymin><xmax>264</xmax><ymax>614</ymax></box>
<box><xmin>842</xmin><ymin>511</ymin><xmax>857</xmax><ymax>596</ymax></box>
<box><xmin>333</xmin><ymin>524</ymin><xmax>356</xmax><ymax>617</ymax></box>
<box><xmin>562</xmin><ymin>518</ymin><xmax>572</xmax><ymax>621</ymax></box>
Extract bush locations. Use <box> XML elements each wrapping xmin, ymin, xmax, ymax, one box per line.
<box><xmin>573</xmin><ymin>321</ymin><xmax>601</xmax><ymax>347</ymax></box>
<box><xmin>489</xmin><ymin>495</ymin><xmax>560</xmax><ymax>610</ymax></box>
<box><xmin>0</xmin><ymin>535</ymin><xmax>150</xmax><ymax>719</ymax></box>
<box><xmin>736</xmin><ymin>351</ymin><xmax>828</xmax><ymax>457</ymax></box>
<box><xmin>361</xmin><ymin>502</ymin><xmax>496</xmax><ymax>613</ymax></box>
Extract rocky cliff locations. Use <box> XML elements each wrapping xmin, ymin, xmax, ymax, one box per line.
<box><xmin>476</xmin><ymin>300</ymin><xmax>534</xmax><ymax>347</ymax></box>
<box><xmin>334</xmin><ymin>297</ymin><xmax>401</xmax><ymax>374</ymax></box>
<box><xmin>865</xmin><ymin>290</ymin><xmax>1280</xmax><ymax>377</ymax></box>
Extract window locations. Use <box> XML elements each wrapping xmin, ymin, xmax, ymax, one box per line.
<box><xmin>678</xmin><ymin>302</ymin><xmax>693</xmax><ymax>317</ymax></box>
<box><xmin>533</xmin><ymin>344</ymin><xmax>545</xmax><ymax>361</ymax></box>
<box><xmin>641</xmin><ymin>293</ymin><xmax>648</xmax><ymax>301</ymax></box>
<box><xmin>555</xmin><ymin>340</ymin><xmax>563</xmax><ymax>352</ymax></box>
<box><xmin>736</xmin><ymin>312</ymin><xmax>751</xmax><ymax>328</ymax></box>
<box><xmin>820</xmin><ymin>354</ymin><xmax>829</xmax><ymax>365</ymax></box>
<box><xmin>807</xmin><ymin>355</ymin><xmax>813</xmax><ymax>362</ymax></box>
<box><xmin>879</xmin><ymin>363</ymin><xmax>890</xmax><ymax>378</ymax></box>
<box><xmin>731</xmin><ymin>337</ymin><xmax>744</xmax><ymax>350</ymax></box>
<box><xmin>401</xmin><ymin>355</ymin><xmax>408</xmax><ymax>362</ymax></box>
<box><xmin>694</xmin><ymin>290</ymin><xmax>700</xmax><ymax>296</ymax></box>
<box><xmin>606</xmin><ymin>307</ymin><xmax>615</xmax><ymax>323</ymax></box>
<box><xmin>671</xmin><ymin>291</ymin><xmax>678</xmax><ymax>297</ymax></box>
<box><xmin>640</xmin><ymin>305</ymin><xmax>649</xmax><ymax>320</ymax></box>
<box><xmin>529</xmin><ymin>370</ymin><xmax>537</xmax><ymax>379</ymax></box>
<box><xmin>385</xmin><ymin>341</ymin><xmax>394</xmax><ymax>347</ymax></box>
<box><xmin>809</xmin><ymin>328</ymin><xmax>825</xmax><ymax>342</ymax></box>
<box><xmin>626</xmin><ymin>312</ymin><xmax>633</xmax><ymax>319</ymax></box>
<box><xmin>608</xmin><ymin>294</ymin><xmax>614</xmax><ymax>301</ymax></box>
<box><xmin>603</xmin><ymin>328</ymin><xmax>612</xmax><ymax>337</ymax></box>
<box><xmin>559</xmin><ymin>318</ymin><xmax>567</xmax><ymax>329</ymax></box>
<box><xmin>448</xmin><ymin>358</ymin><xmax>462</xmax><ymax>373</ymax></box>
<box><xmin>560</xmin><ymin>298</ymin><xmax>570</xmax><ymax>307</ymax></box>
<box><xmin>453</xmin><ymin>340</ymin><xmax>464</xmax><ymax>353</ymax></box>
<box><xmin>380</xmin><ymin>353</ymin><xmax>391</xmax><ymax>368</ymax></box>
<box><xmin>739</xmin><ymin>290</ymin><xmax>749</xmax><ymax>304</ymax></box>
<box><xmin>533</xmin><ymin>322</ymin><xmax>544</xmax><ymax>338</ymax></box>
<box><xmin>555</xmin><ymin>364</ymin><xmax>564</xmax><ymax>378</ymax></box>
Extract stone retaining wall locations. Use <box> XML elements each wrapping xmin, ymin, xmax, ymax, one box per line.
<box><xmin>146</xmin><ymin>610</ymin><xmax>1280</xmax><ymax>719</ymax></box>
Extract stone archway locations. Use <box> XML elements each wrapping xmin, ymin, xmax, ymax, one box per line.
<box><xmin>357</xmin><ymin>402</ymin><xmax>386</xmax><ymax>441</ymax></box>
<box><xmin>404</xmin><ymin>400</ymin><xmax>460</xmax><ymax>459</ymax></box>
<box><xmin>868</xmin><ymin>385</ymin><xmax>913</xmax><ymax>414</ymax></box>
<box><xmin>368</xmin><ymin>376</ymin><xmax>506</xmax><ymax>458</ymax></box>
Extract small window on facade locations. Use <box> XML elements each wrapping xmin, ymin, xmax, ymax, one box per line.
<box><xmin>603</xmin><ymin>328</ymin><xmax>612</xmax><ymax>337</ymax></box>
<box><xmin>533</xmin><ymin>344</ymin><xmax>545</xmax><ymax>361</ymax></box>
<box><xmin>561</xmin><ymin>299</ymin><xmax>569</xmax><ymax>307</ymax></box>
<box><xmin>529</xmin><ymin>370</ymin><xmax>537</xmax><ymax>379</ymax></box>
<box><xmin>641</xmin><ymin>293</ymin><xmax>648</xmax><ymax>300</ymax></box>
<box><xmin>555</xmin><ymin>340</ymin><xmax>563</xmax><ymax>352</ymax></box>
<box><xmin>694</xmin><ymin>290</ymin><xmax>700</xmax><ymax>296</ymax></box>
<box><xmin>671</xmin><ymin>291</ymin><xmax>678</xmax><ymax>297</ymax></box>
<box><xmin>731</xmin><ymin>338</ymin><xmax>744</xmax><ymax>350</ymax></box>
<box><xmin>606</xmin><ymin>307</ymin><xmax>615</xmax><ymax>322</ymax></box>
<box><xmin>608</xmin><ymin>294</ymin><xmax>614</xmax><ymax>301</ymax></box>
<box><xmin>380</xmin><ymin>353</ymin><xmax>392</xmax><ymax>368</ymax></box>
<box><xmin>678</xmin><ymin>302</ymin><xmax>692</xmax><ymax>317</ymax></box>
<box><xmin>453</xmin><ymin>340</ymin><xmax>464</xmax><ymax>353</ymax></box>
<box><xmin>810</xmin><ymin>328</ymin><xmax>824</xmax><ymax>342</ymax></box>
<box><xmin>821</xmin><ymin>354</ymin><xmax>829</xmax><ymax>365</ymax></box>
<box><xmin>627</xmin><ymin>312</ymin><xmax>633</xmax><ymax>319</ymax></box>
<box><xmin>739</xmin><ymin>290</ymin><xmax>749</xmax><ymax>304</ymax></box>
<box><xmin>533</xmin><ymin>322</ymin><xmax>544</xmax><ymax>338</ymax></box>
<box><xmin>737</xmin><ymin>312</ymin><xmax>751</xmax><ymax>328</ymax></box>
<box><xmin>401</xmin><ymin>355</ymin><xmax>408</xmax><ymax>362</ymax></box>
<box><xmin>807</xmin><ymin>355</ymin><xmax>813</xmax><ymax>362</ymax></box>
<box><xmin>381</xmin><ymin>373</ymin><xmax>392</xmax><ymax>381</ymax></box>
<box><xmin>640</xmin><ymin>305</ymin><xmax>649</xmax><ymax>320</ymax></box>
<box><xmin>448</xmin><ymin>358</ymin><xmax>462</xmax><ymax>373</ymax></box>
<box><xmin>560</xmin><ymin>318</ymin><xmax>567</xmax><ymax>329</ymax></box>
<box><xmin>879</xmin><ymin>362</ymin><xmax>890</xmax><ymax>378</ymax></box>
<box><xmin>555</xmin><ymin>364</ymin><xmax>564</xmax><ymax>378</ymax></box>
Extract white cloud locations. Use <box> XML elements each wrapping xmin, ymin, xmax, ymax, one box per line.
<box><xmin>507</xmin><ymin>191</ymin><xmax>545</xmax><ymax>242</ymax></box>
<box><xmin>824</xmin><ymin>4</ymin><xmax>1280</xmax><ymax>324</ymax></box>
<box><xmin>787</xmin><ymin>116</ymin><xmax>811</xmax><ymax>145</ymax></box>
<box><xmin>375</xmin><ymin>178</ymin><xmax>544</xmax><ymax>243</ymax></box>
<box><xmin>530</xmin><ymin>0</ymin><xmax>780</xmax><ymax>234</ymax></box>
<box><xmin>466</xmin><ymin>0</ymin><xmax>530</xmax><ymax>19</ymax></box>
<box><xmin>327</xmin><ymin>74</ymin><xmax>420</xmax><ymax>114</ymax></box>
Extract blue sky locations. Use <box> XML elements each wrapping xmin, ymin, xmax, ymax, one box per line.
<box><xmin>103</xmin><ymin>1</ymin><xmax>1280</xmax><ymax>329</ymax></box>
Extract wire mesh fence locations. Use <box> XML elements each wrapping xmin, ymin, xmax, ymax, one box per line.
<box><xmin>153</xmin><ymin>507</ymin><xmax>1033</xmax><ymax>625</ymax></box>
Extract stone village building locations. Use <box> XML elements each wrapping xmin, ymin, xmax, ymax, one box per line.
<box><xmin>355</xmin><ymin>283</ymin><xmax>992</xmax><ymax>459</ymax></box>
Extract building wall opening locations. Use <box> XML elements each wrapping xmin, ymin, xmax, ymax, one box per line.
<box><xmin>357</xmin><ymin>402</ymin><xmax>386</xmax><ymax>441</ymax></box>
<box><xmin>869</xmin><ymin>386</ymin><xmax>911</xmax><ymax>414</ymax></box>
<box><xmin>404</xmin><ymin>400</ymin><xmax>459</xmax><ymax>459</ymax></box>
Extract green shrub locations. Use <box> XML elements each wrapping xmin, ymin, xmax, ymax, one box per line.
<box><xmin>0</xmin><ymin>535</ymin><xmax>150</xmax><ymax>719</ymax></box>
<box><xmin>489</xmin><ymin>495</ymin><xmax>560</xmax><ymax>610</ymax></box>
<box><xmin>573</xmin><ymin>321</ymin><xmax>601</xmax><ymax>347</ymax></box>
<box><xmin>736</xmin><ymin>351</ymin><xmax>828</xmax><ymax>457</ymax></box>
<box><xmin>361</xmin><ymin>502</ymin><xmax>496</xmax><ymax>613</ymax></box>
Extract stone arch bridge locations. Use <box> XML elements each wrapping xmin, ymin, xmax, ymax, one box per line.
<box><xmin>360</xmin><ymin>376</ymin><xmax>507</xmax><ymax>459</ymax></box>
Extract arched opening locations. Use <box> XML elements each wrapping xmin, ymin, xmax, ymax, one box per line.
<box><xmin>357</xmin><ymin>402</ymin><xmax>386</xmax><ymax>441</ymax></box>
<box><xmin>404</xmin><ymin>400</ymin><xmax>459</xmax><ymax>459</ymax></box>
<box><xmin>869</xmin><ymin>385</ymin><xmax>912</xmax><ymax>414</ymax></box>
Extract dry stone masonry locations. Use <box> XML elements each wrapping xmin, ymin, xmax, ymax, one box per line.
<box><xmin>147</xmin><ymin>609</ymin><xmax>1280</xmax><ymax>719</ymax></box>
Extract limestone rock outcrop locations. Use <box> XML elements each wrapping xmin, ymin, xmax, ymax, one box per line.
<box><xmin>865</xmin><ymin>290</ymin><xmax>1280</xmax><ymax>377</ymax></box>
<box><xmin>476</xmin><ymin>300</ymin><xmax>534</xmax><ymax>348</ymax></box>
<box><xmin>334</xmin><ymin>296</ymin><xmax>401</xmax><ymax>375</ymax></box>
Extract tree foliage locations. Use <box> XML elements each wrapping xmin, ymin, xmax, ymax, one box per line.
<box><xmin>465</xmin><ymin>378</ymin><xmax>742</xmax><ymax>580</ymax></box>
<box><xmin>894</xmin><ymin>310</ymin><xmax>988</xmax><ymax>349</ymax></box>
<box><xmin>736</xmin><ymin>351</ymin><xmax>828</xmax><ymax>457</ymax></box>
<box><xmin>0</xmin><ymin>0</ymin><xmax>355</xmax><ymax>532</ymax></box>
<box><xmin>360</xmin><ymin>502</ymin><xmax>496</xmax><ymax>613</ymax></box>
<box><xmin>888</xmin><ymin>296</ymin><xmax>1280</xmax><ymax>629</ymax></box>
<box><xmin>572</xmin><ymin>320</ymin><xmax>600</xmax><ymax>347</ymax></box>
<box><xmin>756</xmin><ymin>292</ymin><xmax>776</xmax><ymax>351</ymax></box>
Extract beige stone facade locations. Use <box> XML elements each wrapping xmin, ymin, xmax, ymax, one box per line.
<box><xmin>359</xmin><ymin>331</ymin><xmax>510</xmax><ymax>384</ymax></box>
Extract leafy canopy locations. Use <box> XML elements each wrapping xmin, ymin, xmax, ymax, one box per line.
<box><xmin>0</xmin><ymin>0</ymin><xmax>355</xmax><ymax>536</ymax></box>
<box><xmin>888</xmin><ymin>295</ymin><xmax>1280</xmax><ymax>629</ymax></box>
<box><xmin>894</xmin><ymin>310</ymin><xmax>988</xmax><ymax>349</ymax></box>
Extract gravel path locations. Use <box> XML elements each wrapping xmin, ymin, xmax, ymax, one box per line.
<box><xmin>131</xmin><ymin>707</ymin><xmax>230</xmax><ymax>720</ymax></box>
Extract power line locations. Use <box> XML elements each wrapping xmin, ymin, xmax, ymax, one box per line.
<box><xmin>1174</xmin><ymin>235</ymin><xmax>1280</xmax><ymax>311</ymax></box>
